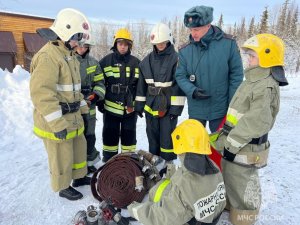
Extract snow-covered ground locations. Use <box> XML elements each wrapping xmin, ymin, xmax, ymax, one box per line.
<box><xmin>0</xmin><ymin>66</ymin><xmax>299</xmax><ymax>225</ymax></box>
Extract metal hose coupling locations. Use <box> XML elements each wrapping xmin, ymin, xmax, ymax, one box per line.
<box><xmin>86</xmin><ymin>205</ymin><xmax>99</xmax><ymax>225</ymax></box>
<box><xmin>135</xmin><ymin>176</ymin><xmax>144</xmax><ymax>192</ymax></box>
<box><xmin>137</xmin><ymin>150</ymin><xmax>160</xmax><ymax>165</ymax></box>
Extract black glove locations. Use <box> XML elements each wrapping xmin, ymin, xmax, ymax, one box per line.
<box><xmin>192</xmin><ymin>88</ymin><xmax>211</xmax><ymax>99</ymax></box>
<box><xmin>136</xmin><ymin>111</ymin><xmax>143</xmax><ymax>118</ymax></box>
<box><xmin>170</xmin><ymin>114</ymin><xmax>178</xmax><ymax>120</ymax></box>
<box><xmin>96</xmin><ymin>100</ymin><xmax>105</xmax><ymax>113</ymax></box>
<box><xmin>223</xmin><ymin>148</ymin><xmax>236</xmax><ymax>162</ymax></box>
<box><xmin>54</xmin><ymin>129</ymin><xmax>67</xmax><ymax>140</ymax></box>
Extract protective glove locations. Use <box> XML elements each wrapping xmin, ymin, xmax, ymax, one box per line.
<box><xmin>192</xmin><ymin>88</ymin><xmax>211</xmax><ymax>100</ymax></box>
<box><xmin>170</xmin><ymin>114</ymin><xmax>178</xmax><ymax>120</ymax></box>
<box><xmin>136</xmin><ymin>111</ymin><xmax>143</xmax><ymax>118</ymax></box>
<box><xmin>54</xmin><ymin>129</ymin><xmax>67</xmax><ymax>140</ymax></box>
<box><xmin>223</xmin><ymin>148</ymin><xmax>236</xmax><ymax>162</ymax></box>
<box><xmin>96</xmin><ymin>100</ymin><xmax>105</xmax><ymax>113</ymax></box>
<box><xmin>86</xmin><ymin>92</ymin><xmax>99</xmax><ymax>105</ymax></box>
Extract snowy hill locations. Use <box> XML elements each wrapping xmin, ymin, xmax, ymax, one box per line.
<box><xmin>0</xmin><ymin>66</ymin><xmax>299</xmax><ymax>225</ymax></box>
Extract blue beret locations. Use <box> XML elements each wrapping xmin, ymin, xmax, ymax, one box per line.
<box><xmin>184</xmin><ymin>6</ymin><xmax>214</xmax><ymax>27</ymax></box>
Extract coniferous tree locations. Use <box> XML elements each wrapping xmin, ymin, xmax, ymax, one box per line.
<box><xmin>277</xmin><ymin>0</ymin><xmax>289</xmax><ymax>36</ymax></box>
<box><xmin>248</xmin><ymin>17</ymin><xmax>255</xmax><ymax>38</ymax></box>
<box><xmin>259</xmin><ymin>6</ymin><xmax>269</xmax><ymax>33</ymax></box>
<box><xmin>218</xmin><ymin>14</ymin><xmax>224</xmax><ymax>29</ymax></box>
<box><xmin>290</xmin><ymin>6</ymin><xmax>299</xmax><ymax>37</ymax></box>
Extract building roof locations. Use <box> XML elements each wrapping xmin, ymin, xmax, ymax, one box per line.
<box><xmin>0</xmin><ymin>10</ymin><xmax>54</xmax><ymax>21</ymax></box>
<box><xmin>0</xmin><ymin>31</ymin><xmax>17</xmax><ymax>53</ymax></box>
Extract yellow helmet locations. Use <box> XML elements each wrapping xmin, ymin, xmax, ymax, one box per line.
<box><xmin>113</xmin><ymin>28</ymin><xmax>133</xmax><ymax>46</ymax></box>
<box><xmin>242</xmin><ymin>33</ymin><xmax>285</xmax><ymax>68</ymax></box>
<box><xmin>172</xmin><ymin>119</ymin><xmax>211</xmax><ymax>155</ymax></box>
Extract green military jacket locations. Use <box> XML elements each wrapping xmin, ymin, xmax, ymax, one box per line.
<box><xmin>221</xmin><ymin>66</ymin><xmax>280</xmax><ymax>156</ymax></box>
<box><xmin>30</xmin><ymin>41</ymin><xmax>89</xmax><ymax>141</ymax></box>
<box><xmin>128</xmin><ymin>154</ymin><xmax>226</xmax><ymax>225</ymax></box>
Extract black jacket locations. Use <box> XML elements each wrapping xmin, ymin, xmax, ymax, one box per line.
<box><xmin>99</xmin><ymin>50</ymin><xmax>140</xmax><ymax>117</ymax></box>
<box><xmin>135</xmin><ymin>44</ymin><xmax>185</xmax><ymax>117</ymax></box>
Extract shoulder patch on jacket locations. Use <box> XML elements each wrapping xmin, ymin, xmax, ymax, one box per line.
<box><xmin>179</xmin><ymin>41</ymin><xmax>191</xmax><ymax>50</ymax></box>
<box><xmin>223</xmin><ymin>33</ymin><xmax>236</xmax><ymax>40</ymax></box>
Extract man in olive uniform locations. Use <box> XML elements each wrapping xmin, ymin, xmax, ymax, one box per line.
<box><xmin>30</xmin><ymin>8</ymin><xmax>92</xmax><ymax>201</ymax></box>
<box><xmin>128</xmin><ymin>119</ymin><xmax>226</xmax><ymax>225</ymax></box>
<box><xmin>76</xmin><ymin>39</ymin><xmax>105</xmax><ymax>174</ymax></box>
<box><xmin>214</xmin><ymin>34</ymin><xmax>288</xmax><ymax>225</ymax></box>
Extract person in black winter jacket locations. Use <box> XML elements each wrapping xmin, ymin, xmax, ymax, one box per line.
<box><xmin>135</xmin><ymin>23</ymin><xmax>186</xmax><ymax>163</ymax></box>
<box><xmin>98</xmin><ymin>28</ymin><xmax>140</xmax><ymax>162</ymax></box>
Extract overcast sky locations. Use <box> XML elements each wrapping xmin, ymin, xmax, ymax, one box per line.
<box><xmin>0</xmin><ymin>0</ymin><xmax>294</xmax><ymax>25</ymax></box>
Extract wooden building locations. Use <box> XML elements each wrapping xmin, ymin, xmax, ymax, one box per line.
<box><xmin>0</xmin><ymin>11</ymin><xmax>54</xmax><ymax>72</ymax></box>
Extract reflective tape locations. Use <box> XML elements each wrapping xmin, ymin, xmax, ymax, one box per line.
<box><xmin>72</xmin><ymin>160</ymin><xmax>87</xmax><ymax>170</ymax></box>
<box><xmin>103</xmin><ymin>145</ymin><xmax>118</xmax><ymax>152</ymax></box>
<box><xmin>56</xmin><ymin>83</ymin><xmax>81</xmax><ymax>91</ymax></box>
<box><xmin>86</xmin><ymin>65</ymin><xmax>97</xmax><ymax>74</ymax></box>
<box><xmin>89</xmin><ymin>109</ymin><xmax>96</xmax><ymax>115</ymax></box>
<box><xmin>135</xmin><ymin>96</ymin><xmax>146</xmax><ymax>102</ymax></box>
<box><xmin>144</xmin><ymin>105</ymin><xmax>158</xmax><ymax>116</ymax></box>
<box><xmin>160</xmin><ymin>147</ymin><xmax>173</xmax><ymax>153</ymax></box>
<box><xmin>94</xmin><ymin>86</ymin><xmax>105</xmax><ymax>94</ymax></box>
<box><xmin>33</xmin><ymin>126</ymin><xmax>84</xmax><ymax>140</ymax></box>
<box><xmin>171</xmin><ymin>96</ymin><xmax>186</xmax><ymax>106</ymax></box>
<box><xmin>227</xmin><ymin>136</ymin><xmax>246</xmax><ymax>148</ymax></box>
<box><xmin>153</xmin><ymin>179</ymin><xmax>171</xmax><ymax>202</ymax></box>
<box><xmin>80</xmin><ymin>100</ymin><xmax>87</xmax><ymax>107</ymax></box>
<box><xmin>227</xmin><ymin>108</ymin><xmax>244</xmax><ymax>126</ymax></box>
<box><xmin>104</xmin><ymin>105</ymin><xmax>124</xmax><ymax>115</ymax></box>
<box><xmin>44</xmin><ymin>110</ymin><xmax>62</xmax><ymax>122</ymax></box>
<box><xmin>94</xmin><ymin>73</ymin><xmax>104</xmax><ymax>82</ymax></box>
<box><xmin>154</xmin><ymin>81</ymin><xmax>172</xmax><ymax>87</ymax></box>
<box><xmin>121</xmin><ymin>145</ymin><xmax>136</xmax><ymax>152</ymax></box>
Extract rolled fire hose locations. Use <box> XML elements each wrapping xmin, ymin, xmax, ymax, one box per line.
<box><xmin>91</xmin><ymin>153</ymin><xmax>148</xmax><ymax>208</ymax></box>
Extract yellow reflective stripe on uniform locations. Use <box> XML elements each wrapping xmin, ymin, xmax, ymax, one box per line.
<box><xmin>72</xmin><ymin>160</ymin><xmax>87</xmax><ymax>170</ymax></box>
<box><xmin>104</xmin><ymin>66</ymin><xmax>114</xmax><ymax>77</ymax></box>
<box><xmin>104</xmin><ymin>66</ymin><xmax>112</xmax><ymax>72</ymax></box>
<box><xmin>33</xmin><ymin>126</ymin><xmax>84</xmax><ymax>140</ymax></box>
<box><xmin>126</xmin><ymin>67</ymin><xmax>130</xmax><ymax>77</ymax></box>
<box><xmin>86</xmin><ymin>65</ymin><xmax>97</xmax><ymax>74</ymax></box>
<box><xmin>94</xmin><ymin>73</ymin><xmax>104</xmax><ymax>82</ymax></box>
<box><xmin>135</xmin><ymin>96</ymin><xmax>146</xmax><ymax>101</ymax></box>
<box><xmin>89</xmin><ymin>109</ymin><xmax>96</xmax><ymax>116</ymax></box>
<box><xmin>171</xmin><ymin>96</ymin><xmax>186</xmax><ymax>106</ymax></box>
<box><xmin>160</xmin><ymin>147</ymin><xmax>173</xmax><ymax>153</ymax></box>
<box><xmin>135</xmin><ymin>68</ymin><xmax>139</xmax><ymax>78</ymax></box>
<box><xmin>153</xmin><ymin>179</ymin><xmax>171</xmax><ymax>203</ymax></box>
<box><xmin>227</xmin><ymin>108</ymin><xmax>244</xmax><ymax>126</ymax></box>
<box><xmin>44</xmin><ymin>109</ymin><xmax>62</xmax><ymax>122</ymax></box>
<box><xmin>104</xmin><ymin>105</ymin><xmax>124</xmax><ymax>115</ymax></box>
<box><xmin>112</xmin><ymin>67</ymin><xmax>120</xmax><ymax>72</ymax></box>
<box><xmin>103</xmin><ymin>145</ymin><xmax>118</xmax><ymax>152</ymax></box>
<box><xmin>94</xmin><ymin>86</ymin><xmax>105</xmax><ymax>94</ymax></box>
<box><xmin>144</xmin><ymin>105</ymin><xmax>159</xmax><ymax>116</ymax></box>
<box><xmin>105</xmin><ymin>100</ymin><xmax>124</xmax><ymax>110</ymax></box>
<box><xmin>121</xmin><ymin>145</ymin><xmax>136</xmax><ymax>151</ymax></box>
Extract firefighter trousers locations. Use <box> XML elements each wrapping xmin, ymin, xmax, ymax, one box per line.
<box><xmin>146</xmin><ymin>114</ymin><xmax>177</xmax><ymax>161</ymax></box>
<box><xmin>84</xmin><ymin>104</ymin><xmax>100</xmax><ymax>165</ymax></box>
<box><xmin>102</xmin><ymin>112</ymin><xmax>137</xmax><ymax>160</ymax></box>
<box><xmin>43</xmin><ymin>134</ymin><xmax>87</xmax><ymax>192</ymax></box>
<box><xmin>222</xmin><ymin>159</ymin><xmax>260</xmax><ymax>225</ymax></box>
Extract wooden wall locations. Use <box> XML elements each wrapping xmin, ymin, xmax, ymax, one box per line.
<box><xmin>0</xmin><ymin>12</ymin><xmax>54</xmax><ymax>67</ymax></box>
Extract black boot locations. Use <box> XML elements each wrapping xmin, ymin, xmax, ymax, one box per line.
<box><xmin>87</xmin><ymin>165</ymin><xmax>97</xmax><ymax>174</ymax></box>
<box><xmin>72</xmin><ymin>176</ymin><xmax>91</xmax><ymax>187</ymax></box>
<box><xmin>59</xmin><ymin>186</ymin><xmax>83</xmax><ymax>201</ymax></box>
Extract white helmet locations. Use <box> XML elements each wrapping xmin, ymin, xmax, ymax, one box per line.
<box><xmin>50</xmin><ymin>8</ymin><xmax>91</xmax><ymax>42</ymax></box>
<box><xmin>150</xmin><ymin>23</ymin><xmax>174</xmax><ymax>45</ymax></box>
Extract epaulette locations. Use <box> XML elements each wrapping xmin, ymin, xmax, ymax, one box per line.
<box><xmin>179</xmin><ymin>41</ymin><xmax>191</xmax><ymax>50</ymax></box>
<box><xmin>223</xmin><ymin>33</ymin><xmax>236</xmax><ymax>40</ymax></box>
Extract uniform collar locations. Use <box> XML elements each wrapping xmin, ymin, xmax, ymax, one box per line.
<box><xmin>245</xmin><ymin>66</ymin><xmax>271</xmax><ymax>82</ymax></box>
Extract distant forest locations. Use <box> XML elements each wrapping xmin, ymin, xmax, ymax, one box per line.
<box><xmin>91</xmin><ymin>0</ymin><xmax>299</xmax><ymax>73</ymax></box>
